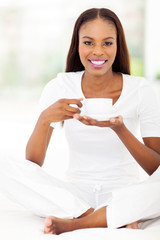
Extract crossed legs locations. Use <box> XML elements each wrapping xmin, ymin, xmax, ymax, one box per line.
<box><xmin>1</xmin><ymin>159</ymin><xmax>159</xmax><ymax>235</ymax></box>
<box><xmin>44</xmin><ymin>167</ymin><xmax>160</xmax><ymax>234</ymax></box>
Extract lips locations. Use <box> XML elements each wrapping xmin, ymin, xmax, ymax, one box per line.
<box><xmin>88</xmin><ymin>58</ymin><xmax>107</xmax><ymax>68</ymax></box>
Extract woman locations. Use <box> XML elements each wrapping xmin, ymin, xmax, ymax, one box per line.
<box><xmin>1</xmin><ymin>8</ymin><xmax>160</xmax><ymax>235</ymax></box>
<box><xmin>26</xmin><ymin>8</ymin><xmax>160</xmax><ymax>233</ymax></box>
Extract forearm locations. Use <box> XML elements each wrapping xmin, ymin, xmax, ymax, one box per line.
<box><xmin>113</xmin><ymin>124</ymin><xmax>160</xmax><ymax>175</ymax></box>
<box><xmin>26</xmin><ymin>98</ymin><xmax>82</xmax><ymax>166</ymax></box>
<box><xmin>26</xmin><ymin>112</ymin><xmax>53</xmax><ymax>166</ymax></box>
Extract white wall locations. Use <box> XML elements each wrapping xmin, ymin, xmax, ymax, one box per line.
<box><xmin>144</xmin><ymin>0</ymin><xmax>160</xmax><ymax>80</ymax></box>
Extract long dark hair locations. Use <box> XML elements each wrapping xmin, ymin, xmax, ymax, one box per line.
<box><xmin>65</xmin><ymin>8</ymin><xmax>130</xmax><ymax>75</ymax></box>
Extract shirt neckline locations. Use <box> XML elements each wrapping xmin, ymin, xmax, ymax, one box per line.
<box><xmin>79</xmin><ymin>71</ymin><xmax>125</xmax><ymax>108</ymax></box>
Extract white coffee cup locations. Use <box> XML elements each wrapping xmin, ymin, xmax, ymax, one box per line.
<box><xmin>81</xmin><ymin>98</ymin><xmax>112</xmax><ymax>120</ymax></box>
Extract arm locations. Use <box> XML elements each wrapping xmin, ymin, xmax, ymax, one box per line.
<box><xmin>112</xmin><ymin>82</ymin><xmax>160</xmax><ymax>175</ymax></box>
<box><xmin>26</xmin><ymin>98</ymin><xmax>82</xmax><ymax>166</ymax></box>
<box><xmin>26</xmin><ymin>114</ymin><xmax>53</xmax><ymax>166</ymax></box>
<box><xmin>74</xmin><ymin>114</ymin><xmax>160</xmax><ymax>175</ymax></box>
<box><xmin>112</xmin><ymin>118</ymin><xmax>160</xmax><ymax>175</ymax></box>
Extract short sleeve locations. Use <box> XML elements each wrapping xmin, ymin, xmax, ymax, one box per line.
<box><xmin>38</xmin><ymin>77</ymin><xmax>61</xmax><ymax>128</ymax></box>
<box><xmin>138</xmin><ymin>80</ymin><xmax>160</xmax><ymax>137</ymax></box>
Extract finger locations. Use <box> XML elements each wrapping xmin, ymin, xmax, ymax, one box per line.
<box><xmin>73</xmin><ymin>114</ymin><xmax>90</xmax><ymax>125</ymax></box>
<box><xmin>74</xmin><ymin>114</ymin><xmax>97</xmax><ymax>126</ymax></box>
<box><xmin>79</xmin><ymin>118</ymin><xmax>92</xmax><ymax>125</ymax></box>
<box><xmin>118</xmin><ymin>115</ymin><xmax>123</xmax><ymax>122</ymax></box>
<box><xmin>73</xmin><ymin>113</ymin><xmax>83</xmax><ymax>120</ymax></box>
<box><xmin>66</xmin><ymin>105</ymin><xmax>81</xmax><ymax>114</ymax></box>
<box><xmin>109</xmin><ymin>115</ymin><xmax>123</xmax><ymax>124</ymax></box>
<box><xmin>64</xmin><ymin>98</ymin><xmax>83</xmax><ymax>108</ymax></box>
<box><xmin>64</xmin><ymin>110</ymin><xmax>79</xmax><ymax>118</ymax></box>
<box><xmin>81</xmin><ymin>115</ymin><xmax>114</xmax><ymax>127</ymax></box>
<box><xmin>81</xmin><ymin>115</ymin><xmax>110</xmax><ymax>127</ymax></box>
<box><xmin>96</xmin><ymin>120</ymin><xmax>111</xmax><ymax>127</ymax></box>
<box><xmin>82</xmin><ymin>116</ymin><xmax>98</xmax><ymax>126</ymax></box>
<box><xmin>74</xmin><ymin>114</ymin><xmax>91</xmax><ymax>122</ymax></box>
<box><xmin>82</xmin><ymin>115</ymin><xmax>92</xmax><ymax>120</ymax></box>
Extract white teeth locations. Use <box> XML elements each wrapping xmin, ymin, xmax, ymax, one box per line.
<box><xmin>91</xmin><ymin>60</ymin><xmax>105</xmax><ymax>65</ymax></box>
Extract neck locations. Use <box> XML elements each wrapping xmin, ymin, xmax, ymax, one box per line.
<box><xmin>82</xmin><ymin>70</ymin><xmax>115</xmax><ymax>93</ymax></box>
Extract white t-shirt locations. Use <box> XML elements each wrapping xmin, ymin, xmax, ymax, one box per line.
<box><xmin>39</xmin><ymin>71</ymin><xmax>160</xmax><ymax>184</ymax></box>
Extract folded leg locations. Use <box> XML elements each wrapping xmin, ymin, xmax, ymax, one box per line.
<box><xmin>0</xmin><ymin>158</ymin><xmax>90</xmax><ymax>218</ymax></box>
<box><xmin>107</xmin><ymin>167</ymin><xmax>160</xmax><ymax>228</ymax></box>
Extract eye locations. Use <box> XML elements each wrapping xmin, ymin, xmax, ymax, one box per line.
<box><xmin>104</xmin><ymin>42</ymin><xmax>113</xmax><ymax>46</ymax></box>
<box><xmin>83</xmin><ymin>41</ymin><xmax>92</xmax><ymax>46</ymax></box>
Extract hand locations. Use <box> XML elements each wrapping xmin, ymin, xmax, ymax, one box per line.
<box><xmin>42</xmin><ymin>98</ymin><xmax>83</xmax><ymax>124</ymax></box>
<box><xmin>73</xmin><ymin>114</ymin><xmax>124</xmax><ymax>131</ymax></box>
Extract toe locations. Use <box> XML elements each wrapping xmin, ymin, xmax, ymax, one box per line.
<box><xmin>44</xmin><ymin>217</ymin><xmax>53</xmax><ymax>233</ymax></box>
<box><xmin>45</xmin><ymin>217</ymin><xmax>52</xmax><ymax>227</ymax></box>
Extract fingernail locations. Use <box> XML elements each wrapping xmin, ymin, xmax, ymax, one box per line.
<box><xmin>111</xmin><ymin>118</ymin><xmax>116</xmax><ymax>123</ymax></box>
<box><xmin>73</xmin><ymin>114</ymin><xmax>79</xmax><ymax>119</ymax></box>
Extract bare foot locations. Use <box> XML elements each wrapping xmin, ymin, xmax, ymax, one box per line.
<box><xmin>126</xmin><ymin>221</ymin><xmax>139</xmax><ymax>229</ymax></box>
<box><xmin>44</xmin><ymin>216</ymin><xmax>77</xmax><ymax>235</ymax></box>
<box><xmin>44</xmin><ymin>206</ymin><xmax>107</xmax><ymax>234</ymax></box>
<box><xmin>44</xmin><ymin>217</ymin><xmax>54</xmax><ymax>234</ymax></box>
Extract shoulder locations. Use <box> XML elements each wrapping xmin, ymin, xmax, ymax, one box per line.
<box><xmin>122</xmin><ymin>74</ymin><xmax>152</xmax><ymax>92</ymax></box>
<box><xmin>43</xmin><ymin>71</ymin><xmax>84</xmax><ymax>90</ymax></box>
<box><xmin>122</xmin><ymin>74</ymin><xmax>148</xmax><ymax>86</ymax></box>
<box><xmin>48</xmin><ymin>71</ymin><xmax>83</xmax><ymax>85</ymax></box>
<box><xmin>123</xmin><ymin>75</ymin><xmax>158</xmax><ymax>111</ymax></box>
<box><xmin>40</xmin><ymin>71</ymin><xmax>84</xmax><ymax>100</ymax></box>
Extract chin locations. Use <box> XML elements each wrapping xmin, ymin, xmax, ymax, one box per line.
<box><xmin>90</xmin><ymin>68</ymin><xmax>111</xmax><ymax>77</ymax></box>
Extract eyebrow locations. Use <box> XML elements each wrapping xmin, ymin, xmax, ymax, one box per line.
<box><xmin>82</xmin><ymin>36</ymin><xmax>115</xmax><ymax>40</ymax></box>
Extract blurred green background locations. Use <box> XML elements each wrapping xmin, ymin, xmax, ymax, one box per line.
<box><xmin>0</xmin><ymin>0</ymin><xmax>159</xmax><ymax>101</ymax></box>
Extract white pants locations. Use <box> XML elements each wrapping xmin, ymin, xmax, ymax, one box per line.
<box><xmin>107</xmin><ymin>166</ymin><xmax>160</xmax><ymax>228</ymax></box>
<box><xmin>0</xmin><ymin>159</ymin><xmax>90</xmax><ymax>218</ymax></box>
<box><xmin>0</xmin><ymin>158</ymin><xmax>160</xmax><ymax>228</ymax></box>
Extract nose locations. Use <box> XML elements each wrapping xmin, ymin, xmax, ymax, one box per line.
<box><xmin>93</xmin><ymin>44</ymin><xmax>104</xmax><ymax>56</ymax></box>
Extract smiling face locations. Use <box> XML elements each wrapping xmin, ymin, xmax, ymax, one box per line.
<box><xmin>78</xmin><ymin>18</ymin><xmax>117</xmax><ymax>77</ymax></box>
